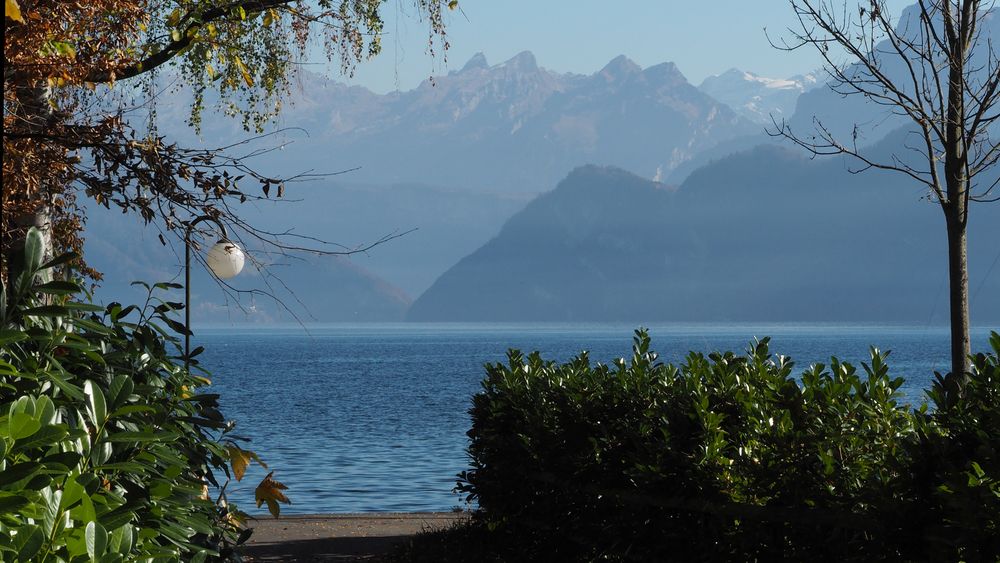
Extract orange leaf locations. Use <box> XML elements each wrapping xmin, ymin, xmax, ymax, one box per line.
<box><xmin>227</xmin><ymin>444</ymin><xmax>266</xmax><ymax>481</ymax></box>
<box><xmin>255</xmin><ymin>471</ymin><xmax>290</xmax><ymax>518</ymax></box>
<box><xmin>234</xmin><ymin>56</ymin><xmax>253</xmax><ymax>87</ymax></box>
<box><xmin>5</xmin><ymin>0</ymin><xmax>23</xmax><ymax>22</ymax></box>
<box><xmin>227</xmin><ymin>444</ymin><xmax>251</xmax><ymax>481</ymax></box>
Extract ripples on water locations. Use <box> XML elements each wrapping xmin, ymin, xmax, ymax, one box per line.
<box><xmin>196</xmin><ymin>323</ymin><xmax>993</xmax><ymax>514</ymax></box>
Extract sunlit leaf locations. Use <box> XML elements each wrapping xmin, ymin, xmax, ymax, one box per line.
<box><xmin>227</xmin><ymin>444</ymin><xmax>252</xmax><ymax>481</ymax></box>
<box><xmin>254</xmin><ymin>471</ymin><xmax>290</xmax><ymax>518</ymax></box>
<box><xmin>5</xmin><ymin>0</ymin><xmax>22</xmax><ymax>22</ymax></box>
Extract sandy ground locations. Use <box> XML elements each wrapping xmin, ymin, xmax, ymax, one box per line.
<box><xmin>241</xmin><ymin>513</ymin><xmax>468</xmax><ymax>562</ymax></box>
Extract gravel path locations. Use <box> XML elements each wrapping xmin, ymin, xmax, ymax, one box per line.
<box><xmin>241</xmin><ymin>513</ymin><xmax>468</xmax><ymax>562</ymax></box>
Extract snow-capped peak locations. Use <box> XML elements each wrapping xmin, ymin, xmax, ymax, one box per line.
<box><xmin>698</xmin><ymin>68</ymin><xmax>822</xmax><ymax>124</ymax></box>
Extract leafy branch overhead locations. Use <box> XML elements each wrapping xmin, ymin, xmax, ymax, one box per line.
<box><xmin>3</xmin><ymin>0</ymin><xmax>456</xmax><ymax>288</ymax></box>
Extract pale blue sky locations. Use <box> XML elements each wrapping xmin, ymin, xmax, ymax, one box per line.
<box><xmin>331</xmin><ymin>0</ymin><xmax>914</xmax><ymax>93</ymax></box>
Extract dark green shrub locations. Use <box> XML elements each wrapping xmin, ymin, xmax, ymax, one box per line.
<box><xmin>458</xmin><ymin>329</ymin><xmax>1000</xmax><ymax>561</ymax></box>
<box><xmin>0</xmin><ymin>229</ymin><xmax>274</xmax><ymax>562</ymax></box>
<box><xmin>908</xmin><ymin>341</ymin><xmax>1000</xmax><ymax>559</ymax></box>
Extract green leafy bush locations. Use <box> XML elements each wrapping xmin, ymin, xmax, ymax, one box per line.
<box><xmin>0</xmin><ymin>229</ymin><xmax>278</xmax><ymax>562</ymax></box>
<box><xmin>458</xmin><ymin>329</ymin><xmax>1000</xmax><ymax>561</ymax></box>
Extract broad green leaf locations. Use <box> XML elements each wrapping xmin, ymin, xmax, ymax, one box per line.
<box><xmin>108</xmin><ymin>524</ymin><xmax>130</xmax><ymax>556</ymax></box>
<box><xmin>91</xmin><ymin>441</ymin><xmax>112</xmax><ymax>466</ymax></box>
<box><xmin>108</xmin><ymin>375</ymin><xmax>133</xmax><ymax>409</ymax></box>
<box><xmin>149</xmin><ymin>482</ymin><xmax>171</xmax><ymax>499</ymax></box>
<box><xmin>13</xmin><ymin>525</ymin><xmax>43</xmax><ymax>562</ymax></box>
<box><xmin>39</xmin><ymin>367</ymin><xmax>85</xmax><ymax>401</ymax></box>
<box><xmin>13</xmin><ymin>425</ymin><xmax>67</xmax><ymax>451</ymax></box>
<box><xmin>61</xmin><ymin>477</ymin><xmax>84</xmax><ymax>510</ymax></box>
<box><xmin>86</xmin><ymin>521</ymin><xmax>108</xmax><ymax>560</ymax></box>
<box><xmin>84</xmin><ymin>380</ymin><xmax>107</xmax><ymax>427</ymax></box>
<box><xmin>109</xmin><ymin>405</ymin><xmax>156</xmax><ymax>417</ymax></box>
<box><xmin>39</xmin><ymin>487</ymin><xmax>62</xmax><ymax>538</ymax></box>
<box><xmin>33</xmin><ymin>280</ymin><xmax>81</xmax><ymax>295</ymax></box>
<box><xmin>0</xmin><ymin>492</ymin><xmax>29</xmax><ymax>515</ymax></box>
<box><xmin>0</xmin><ymin>329</ymin><xmax>28</xmax><ymax>347</ymax></box>
<box><xmin>38</xmin><ymin>251</ymin><xmax>79</xmax><ymax>270</ymax></box>
<box><xmin>34</xmin><ymin>395</ymin><xmax>56</xmax><ymax>425</ymax></box>
<box><xmin>23</xmin><ymin>227</ymin><xmax>44</xmax><ymax>274</ymax></box>
<box><xmin>98</xmin><ymin>506</ymin><xmax>135</xmax><ymax>532</ymax></box>
<box><xmin>69</xmin><ymin>492</ymin><xmax>96</xmax><ymax>523</ymax></box>
<box><xmin>65</xmin><ymin>527</ymin><xmax>88</xmax><ymax>558</ymax></box>
<box><xmin>21</xmin><ymin>305</ymin><xmax>70</xmax><ymax>317</ymax></box>
<box><xmin>7</xmin><ymin>413</ymin><xmax>40</xmax><ymax>440</ymax></box>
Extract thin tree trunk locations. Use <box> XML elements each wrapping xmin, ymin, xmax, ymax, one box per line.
<box><xmin>4</xmin><ymin>81</ymin><xmax>57</xmax><ymax>287</ymax></box>
<box><xmin>945</xmin><ymin>209</ymin><xmax>971</xmax><ymax>383</ymax></box>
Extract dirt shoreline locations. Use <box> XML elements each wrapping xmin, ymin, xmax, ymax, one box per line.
<box><xmin>241</xmin><ymin>512</ymin><xmax>468</xmax><ymax>562</ymax></box>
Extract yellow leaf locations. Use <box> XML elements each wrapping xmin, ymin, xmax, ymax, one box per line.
<box><xmin>255</xmin><ymin>471</ymin><xmax>290</xmax><ymax>518</ymax></box>
<box><xmin>5</xmin><ymin>0</ymin><xmax>23</xmax><ymax>22</ymax></box>
<box><xmin>166</xmin><ymin>8</ymin><xmax>181</xmax><ymax>26</ymax></box>
<box><xmin>227</xmin><ymin>444</ymin><xmax>251</xmax><ymax>481</ymax></box>
<box><xmin>234</xmin><ymin>56</ymin><xmax>253</xmax><ymax>87</ymax></box>
<box><xmin>205</xmin><ymin>63</ymin><xmax>216</xmax><ymax>79</ymax></box>
<box><xmin>227</xmin><ymin>444</ymin><xmax>266</xmax><ymax>481</ymax></box>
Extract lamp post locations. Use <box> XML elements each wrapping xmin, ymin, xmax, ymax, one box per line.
<box><xmin>184</xmin><ymin>216</ymin><xmax>245</xmax><ymax>372</ymax></box>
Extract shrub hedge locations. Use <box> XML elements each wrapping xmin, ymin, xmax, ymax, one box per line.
<box><xmin>458</xmin><ymin>329</ymin><xmax>1000</xmax><ymax>561</ymax></box>
<box><xmin>0</xmin><ymin>229</ymin><xmax>272</xmax><ymax>562</ymax></box>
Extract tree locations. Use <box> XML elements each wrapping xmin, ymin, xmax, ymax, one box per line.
<box><xmin>3</xmin><ymin>0</ymin><xmax>454</xmax><ymax>290</ymax></box>
<box><xmin>771</xmin><ymin>0</ymin><xmax>999</xmax><ymax>384</ymax></box>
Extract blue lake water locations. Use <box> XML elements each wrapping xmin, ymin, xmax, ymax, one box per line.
<box><xmin>195</xmin><ymin>323</ymin><xmax>995</xmax><ymax>515</ymax></box>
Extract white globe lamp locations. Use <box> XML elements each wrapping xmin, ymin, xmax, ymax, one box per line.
<box><xmin>205</xmin><ymin>239</ymin><xmax>245</xmax><ymax>279</ymax></box>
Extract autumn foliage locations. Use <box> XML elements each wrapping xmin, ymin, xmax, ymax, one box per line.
<box><xmin>3</xmin><ymin>0</ymin><xmax>452</xmax><ymax>283</ymax></box>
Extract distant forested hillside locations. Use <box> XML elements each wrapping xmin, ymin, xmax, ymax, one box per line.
<box><xmin>408</xmin><ymin>152</ymin><xmax>1000</xmax><ymax>322</ymax></box>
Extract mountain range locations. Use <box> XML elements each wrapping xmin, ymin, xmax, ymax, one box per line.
<box><xmin>159</xmin><ymin>51</ymin><xmax>763</xmax><ymax>192</ymax></box>
<box><xmin>409</xmin><ymin>159</ymin><xmax>1000</xmax><ymax>322</ymax></box>
<box><xmin>85</xmin><ymin>30</ymin><xmax>1000</xmax><ymax>323</ymax></box>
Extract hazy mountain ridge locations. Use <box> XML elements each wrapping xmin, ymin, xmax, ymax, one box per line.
<box><xmin>408</xmin><ymin>152</ymin><xmax>1000</xmax><ymax>322</ymax></box>
<box><xmin>95</xmin><ymin>16</ymin><xmax>1000</xmax><ymax>324</ymax></box>
<box><xmin>157</xmin><ymin>51</ymin><xmax>760</xmax><ymax>193</ymax></box>
<box><xmin>315</xmin><ymin>51</ymin><xmax>760</xmax><ymax>191</ymax></box>
<box><xmin>82</xmin><ymin>181</ymin><xmax>526</xmax><ymax>322</ymax></box>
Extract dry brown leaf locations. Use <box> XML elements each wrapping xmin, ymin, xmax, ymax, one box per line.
<box><xmin>255</xmin><ymin>471</ymin><xmax>290</xmax><ymax>518</ymax></box>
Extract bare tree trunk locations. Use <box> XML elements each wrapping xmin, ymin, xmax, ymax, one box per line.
<box><xmin>5</xmin><ymin>80</ymin><xmax>57</xmax><ymax>285</ymax></box>
<box><xmin>945</xmin><ymin>208</ymin><xmax>971</xmax><ymax>381</ymax></box>
<box><xmin>943</xmin><ymin>29</ymin><xmax>971</xmax><ymax>384</ymax></box>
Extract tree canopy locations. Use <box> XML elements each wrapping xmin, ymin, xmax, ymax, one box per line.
<box><xmin>3</xmin><ymin>0</ymin><xmax>454</xmax><ymax>280</ymax></box>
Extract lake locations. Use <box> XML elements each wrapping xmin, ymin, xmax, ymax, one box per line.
<box><xmin>196</xmin><ymin>323</ymin><xmax>994</xmax><ymax>515</ymax></box>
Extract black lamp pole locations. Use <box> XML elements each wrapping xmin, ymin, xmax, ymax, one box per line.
<box><xmin>184</xmin><ymin>215</ymin><xmax>228</xmax><ymax>373</ymax></box>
